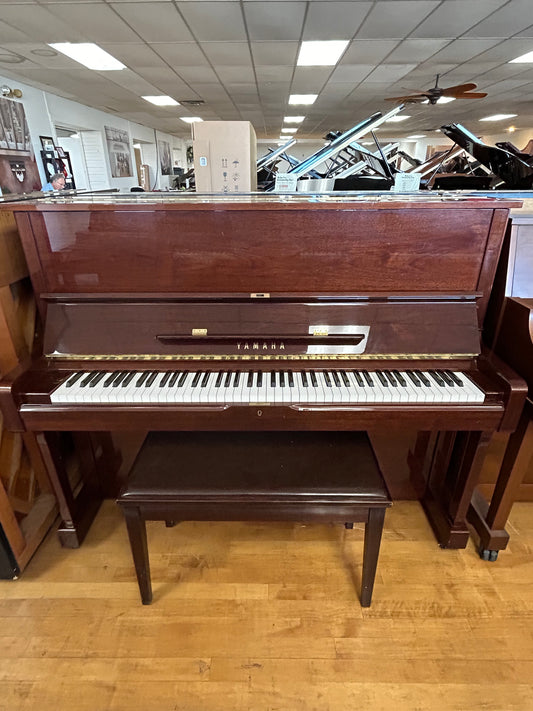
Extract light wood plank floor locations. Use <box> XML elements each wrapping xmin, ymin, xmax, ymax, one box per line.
<box><xmin>1</xmin><ymin>500</ymin><xmax>532</xmax><ymax>711</ymax></box>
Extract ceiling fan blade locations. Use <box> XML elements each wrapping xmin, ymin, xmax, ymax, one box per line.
<box><xmin>441</xmin><ymin>83</ymin><xmax>477</xmax><ymax>96</ymax></box>
<box><xmin>385</xmin><ymin>94</ymin><xmax>427</xmax><ymax>102</ymax></box>
<box><xmin>452</xmin><ymin>92</ymin><xmax>487</xmax><ymax>99</ymax></box>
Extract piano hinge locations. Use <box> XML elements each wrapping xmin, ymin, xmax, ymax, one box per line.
<box><xmin>250</xmin><ymin>292</ymin><xmax>270</xmax><ymax>299</ymax></box>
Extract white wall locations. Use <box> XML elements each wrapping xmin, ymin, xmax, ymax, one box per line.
<box><xmin>0</xmin><ymin>71</ymin><xmax>187</xmax><ymax>191</ymax></box>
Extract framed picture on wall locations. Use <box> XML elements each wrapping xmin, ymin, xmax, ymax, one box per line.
<box><xmin>56</xmin><ymin>146</ymin><xmax>66</xmax><ymax>158</ymax></box>
<box><xmin>40</xmin><ymin>135</ymin><xmax>55</xmax><ymax>152</ymax></box>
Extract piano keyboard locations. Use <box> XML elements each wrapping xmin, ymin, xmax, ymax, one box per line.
<box><xmin>50</xmin><ymin>369</ymin><xmax>485</xmax><ymax>405</ymax></box>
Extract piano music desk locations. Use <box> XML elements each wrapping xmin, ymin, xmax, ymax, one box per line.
<box><xmin>117</xmin><ymin>431</ymin><xmax>391</xmax><ymax>607</ymax></box>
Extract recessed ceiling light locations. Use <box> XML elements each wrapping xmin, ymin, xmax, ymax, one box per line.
<box><xmin>407</xmin><ymin>134</ymin><xmax>426</xmax><ymax>138</ymax></box>
<box><xmin>479</xmin><ymin>113</ymin><xmax>517</xmax><ymax>121</ymax></box>
<box><xmin>509</xmin><ymin>50</ymin><xmax>533</xmax><ymax>63</ymax></box>
<box><xmin>281</xmin><ymin>128</ymin><xmax>297</xmax><ymax>133</ymax></box>
<box><xmin>142</xmin><ymin>95</ymin><xmax>179</xmax><ymax>106</ymax></box>
<box><xmin>385</xmin><ymin>115</ymin><xmax>410</xmax><ymax>122</ymax></box>
<box><xmin>289</xmin><ymin>94</ymin><xmax>318</xmax><ymax>105</ymax></box>
<box><xmin>284</xmin><ymin>116</ymin><xmax>305</xmax><ymax>123</ymax></box>
<box><xmin>48</xmin><ymin>43</ymin><xmax>125</xmax><ymax>70</ymax></box>
<box><xmin>180</xmin><ymin>117</ymin><xmax>203</xmax><ymax>123</ymax></box>
<box><xmin>297</xmin><ymin>40</ymin><xmax>349</xmax><ymax>67</ymax></box>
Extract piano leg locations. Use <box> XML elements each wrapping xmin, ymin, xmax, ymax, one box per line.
<box><xmin>421</xmin><ymin>430</ymin><xmax>493</xmax><ymax>548</ymax></box>
<box><xmin>468</xmin><ymin>400</ymin><xmax>533</xmax><ymax>558</ymax></box>
<box><xmin>35</xmin><ymin>431</ymin><xmax>106</xmax><ymax>548</ymax></box>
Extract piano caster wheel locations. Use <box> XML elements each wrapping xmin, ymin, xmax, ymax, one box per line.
<box><xmin>479</xmin><ymin>548</ymin><xmax>498</xmax><ymax>562</ymax></box>
<box><xmin>344</xmin><ymin>523</ymin><xmax>354</xmax><ymax>529</ymax></box>
<box><xmin>165</xmin><ymin>520</ymin><xmax>177</xmax><ymax>528</ymax></box>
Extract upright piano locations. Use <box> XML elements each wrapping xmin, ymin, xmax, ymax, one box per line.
<box><xmin>0</xmin><ymin>193</ymin><xmax>527</xmax><ymax>551</ymax></box>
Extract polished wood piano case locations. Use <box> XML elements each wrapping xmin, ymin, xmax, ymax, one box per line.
<box><xmin>0</xmin><ymin>193</ymin><xmax>526</xmax><ymax>551</ymax></box>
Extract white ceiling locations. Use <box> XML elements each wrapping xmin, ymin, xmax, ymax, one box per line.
<box><xmin>1</xmin><ymin>0</ymin><xmax>532</xmax><ymax>141</ymax></box>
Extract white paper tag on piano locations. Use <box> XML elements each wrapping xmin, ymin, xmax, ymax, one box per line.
<box><xmin>307</xmin><ymin>324</ymin><xmax>370</xmax><ymax>354</ymax></box>
<box><xmin>274</xmin><ymin>172</ymin><xmax>298</xmax><ymax>192</ymax></box>
<box><xmin>391</xmin><ymin>172</ymin><xmax>421</xmax><ymax>192</ymax></box>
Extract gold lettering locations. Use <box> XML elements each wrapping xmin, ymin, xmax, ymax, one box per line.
<box><xmin>237</xmin><ymin>343</ymin><xmax>242</xmax><ymax>350</ymax></box>
<box><xmin>279</xmin><ymin>343</ymin><xmax>285</xmax><ymax>350</ymax></box>
<box><xmin>271</xmin><ymin>343</ymin><xmax>276</xmax><ymax>350</ymax></box>
<box><xmin>244</xmin><ymin>343</ymin><xmax>249</xmax><ymax>350</ymax></box>
<box><xmin>262</xmin><ymin>343</ymin><xmax>268</xmax><ymax>349</ymax></box>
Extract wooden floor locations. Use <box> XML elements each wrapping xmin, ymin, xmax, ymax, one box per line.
<box><xmin>1</xmin><ymin>500</ymin><xmax>532</xmax><ymax>711</ymax></box>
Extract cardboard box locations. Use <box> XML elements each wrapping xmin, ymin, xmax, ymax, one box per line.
<box><xmin>192</xmin><ymin>121</ymin><xmax>257</xmax><ymax>193</ymax></box>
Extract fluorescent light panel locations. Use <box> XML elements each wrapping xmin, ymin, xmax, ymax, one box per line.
<box><xmin>509</xmin><ymin>50</ymin><xmax>533</xmax><ymax>63</ymax></box>
<box><xmin>143</xmin><ymin>95</ymin><xmax>179</xmax><ymax>106</ymax></box>
<box><xmin>281</xmin><ymin>128</ymin><xmax>297</xmax><ymax>133</ymax></box>
<box><xmin>479</xmin><ymin>113</ymin><xmax>517</xmax><ymax>121</ymax></box>
<box><xmin>407</xmin><ymin>134</ymin><xmax>426</xmax><ymax>138</ymax></box>
<box><xmin>48</xmin><ymin>43</ymin><xmax>125</xmax><ymax>70</ymax></box>
<box><xmin>284</xmin><ymin>116</ymin><xmax>305</xmax><ymax>123</ymax></box>
<box><xmin>297</xmin><ymin>40</ymin><xmax>349</xmax><ymax>66</ymax></box>
<box><xmin>180</xmin><ymin>117</ymin><xmax>203</xmax><ymax>123</ymax></box>
<box><xmin>289</xmin><ymin>94</ymin><xmax>317</xmax><ymax>105</ymax></box>
<box><xmin>385</xmin><ymin>115</ymin><xmax>410</xmax><ymax>122</ymax></box>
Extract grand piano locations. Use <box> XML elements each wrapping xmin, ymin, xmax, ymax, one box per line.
<box><xmin>0</xmin><ymin>193</ymin><xmax>527</xmax><ymax>552</ymax></box>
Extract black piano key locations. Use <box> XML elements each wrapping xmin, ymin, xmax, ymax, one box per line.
<box><xmin>169</xmin><ymin>372</ymin><xmax>180</xmax><ymax>387</ymax></box>
<box><xmin>201</xmin><ymin>371</ymin><xmax>211</xmax><ymax>387</ymax></box>
<box><xmin>256</xmin><ymin>371</ymin><xmax>263</xmax><ymax>387</ymax></box>
<box><xmin>66</xmin><ymin>372</ymin><xmax>83</xmax><ymax>387</ymax></box>
<box><xmin>301</xmin><ymin>371</ymin><xmax>308</xmax><ymax>387</ymax></box>
<box><xmin>246</xmin><ymin>371</ymin><xmax>254</xmax><ymax>387</ymax></box>
<box><xmin>439</xmin><ymin>371</ymin><xmax>455</xmax><ymax>386</ymax></box>
<box><xmin>415</xmin><ymin>370</ymin><xmax>431</xmax><ymax>387</ymax></box>
<box><xmin>215</xmin><ymin>371</ymin><xmax>224</xmax><ymax>387</ymax></box>
<box><xmin>354</xmin><ymin>371</ymin><xmax>365</xmax><ymax>387</ymax></box>
<box><xmin>392</xmin><ymin>370</ymin><xmax>407</xmax><ymax>386</ymax></box>
<box><xmin>191</xmin><ymin>371</ymin><xmax>202</xmax><ymax>387</ymax></box>
<box><xmin>270</xmin><ymin>371</ymin><xmax>276</xmax><ymax>387</ymax></box>
<box><xmin>362</xmin><ymin>371</ymin><xmax>374</xmax><ymax>387</ymax></box>
<box><xmin>159</xmin><ymin>371</ymin><xmax>172</xmax><ymax>387</ymax></box>
<box><xmin>136</xmin><ymin>371</ymin><xmax>150</xmax><ymax>387</ymax></box>
<box><xmin>376</xmin><ymin>370</ymin><xmax>388</xmax><ymax>387</ymax></box>
<box><xmin>446</xmin><ymin>370</ymin><xmax>464</xmax><ymax>387</ymax></box>
<box><xmin>279</xmin><ymin>371</ymin><xmax>285</xmax><ymax>387</ymax></box>
<box><xmin>331</xmin><ymin>370</ymin><xmax>341</xmax><ymax>387</ymax></box>
<box><xmin>310</xmin><ymin>371</ymin><xmax>318</xmax><ymax>387</ymax></box>
<box><xmin>145</xmin><ymin>372</ymin><xmax>158</xmax><ymax>387</ymax></box>
<box><xmin>429</xmin><ymin>370</ymin><xmax>446</xmax><ymax>386</ymax></box>
<box><xmin>339</xmin><ymin>370</ymin><xmax>350</xmax><ymax>387</ymax></box>
<box><xmin>288</xmin><ymin>371</ymin><xmax>294</xmax><ymax>387</ymax></box>
<box><xmin>406</xmin><ymin>370</ymin><xmax>421</xmax><ymax>387</ymax></box>
<box><xmin>89</xmin><ymin>371</ymin><xmax>107</xmax><ymax>387</ymax></box>
<box><xmin>384</xmin><ymin>370</ymin><xmax>398</xmax><ymax>386</ymax></box>
<box><xmin>233</xmin><ymin>372</ymin><xmax>240</xmax><ymax>387</ymax></box>
<box><xmin>177</xmin><ymin>372</ymin><xmax>188</xmax><ymax>387</ymax></box>
<box><xmin>113</xmin><ymin>371</ymin><xmax>130</xmax><ymax>387</ymax></box>
<box><xmin>323</xmin><ymin>371</ymin><xmax>332</xmax><ymax>387</ymax></box>
<box><xmin>80</xmin><ymin>371</ymin><xmax>98</xmax><ymax>387</ymax></box>
<box><xmin>224</xmin><ymin>371</ymin><xmax>232</xmax><ymax>387</ymax></box>
<box><xmin>103</xmin><ymin>371</ymin><xmax>120</xmax><ymax>387</ymax></box>
<box><xmin>122</xmin><ymin>371</ymin><xmax>136</xmax><ymax>387</ymax></box>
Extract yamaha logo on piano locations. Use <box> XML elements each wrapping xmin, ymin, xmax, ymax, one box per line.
<box><xmin>237</xmin><ymin>342</ymin><xmax>285</xmax><ymax>351</ymax></box>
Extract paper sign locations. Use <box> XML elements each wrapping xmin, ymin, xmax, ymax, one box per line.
<box><xmin>392</xmin><ymin>172</ymin><xmax>421</xmax><ymax>192</ymax></box>
<box><xmin>274</xmin><ymin>172</ymin><xmax>298</xmax><ymax>192</ymax></box>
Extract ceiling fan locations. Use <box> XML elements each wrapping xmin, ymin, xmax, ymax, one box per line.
<box><xmin>386</xmin><ymin>75</ymin><xmax>487</xmax><ymax>105</ymax></box>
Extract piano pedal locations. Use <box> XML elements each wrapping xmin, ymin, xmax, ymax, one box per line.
<box><xmin>479</xmin><ymin>547</ymin><xmax>498</xmax><ymax>562</ymax></box>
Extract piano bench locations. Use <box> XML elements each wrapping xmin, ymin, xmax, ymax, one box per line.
<box><xmin>116</xmin><ymin>431</ymin><xmax>391</xmax><ymax>607</ymax></box>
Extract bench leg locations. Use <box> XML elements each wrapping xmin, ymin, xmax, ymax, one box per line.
<box><xmin>123</xmin><ymin>506</ymin><xmax>152</xmax><ymax>604</ymax></box>
<box><xmin>360</xmin><ymin>507</ymin><xmax>386</xmax><ymax>607</ymax></box>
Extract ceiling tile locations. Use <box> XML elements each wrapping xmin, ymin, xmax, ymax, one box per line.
<box><xmin>327</xmin><ymin>64</ymin><xmax>375</xmax><ymax>83</ymax></box>
<box><xmin>465</xmin><ymin>0</ymin><xmax>533</xmax><ymax>37</ymax></box>
<box><xmin>251</xmin><ymin>42</ymin><xmax>299</xmax><ymax>65</ymax></box>
<box><xmin>244</xmin><ymin>2</ymin><xmax>306</xmax><ymax>41</ymax></box>
<box><xmin>255</xmin><ymin>66</ymin><xmax>294</xmax><ymax>82</ymax></box>
<box><xmin>365</xmin><ymin>63</ymin><xmax>418</xmax><ymax>82</ymax></box>
<box><xmin>100</xmin><ymin>43</ymin><xmax>169</xmax><ymax>68</ymax></box>
<box><xmin>340</xmin><ymin>40</ymin><xmax>400</xmax><ymax>64</ymax></box>
<box><xmin>291</xmin><ymin>66</ymin><xmax>333</xmax><ymax>92</ymax></box>
<box><xmin>412</xmin><ymin>0</ymin><xmax>508</xmax><ymax>38</ymax></box>
<box><xmin>173</xmin><ymin>65</ymin><xmax>219</xmax><ymax>83</ymax></box>
<box><xmin>216</xmin><ymin>65</ymin><xmax>255</xmax><ymax>83</ymax></box>
<box><xmin>385</xmin><ymin>39</ymin><xmax>450</xmax><ymax>63</ymax></box>
<box><xmin>111</xmin><ymin>2</ymin><xmax>193</xmax><ymax>42</ymax></box>
<box><xmin>428</xmin><ymin>38</ymin><xmax>503</xmax><ymax>64</ymax></box>
<box><xmin>0</xmin><ymin>4</ymin><xmax>86</xmax><ymax>42</ymax></box>
<box><xmin>200</xmin><ymin>42</ymin><xmax>251</xmax><ymax>65</ymax></box>
<box><xmin>302</xmin><ymin>1</ymin><xmax>372</xmax><ymax>39</ymax></box>
<box><xmin>149</xmin><ymin>42</ymin><xmax>208</xmax><ymax>66</ymax></box>
<box><xmin>45</xmin><ymin>3</ymin><xmax>140</xmax><ymax>43</ymax></box>
<box><xmin>177</xmin><ymin>2</ymin><xmax>247</xmax><ymax>41</ymax></box>
<box><xmin>356</xmin><ymin>1</ymin><xmax>440</xmax><ymax>39</ymax></box>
